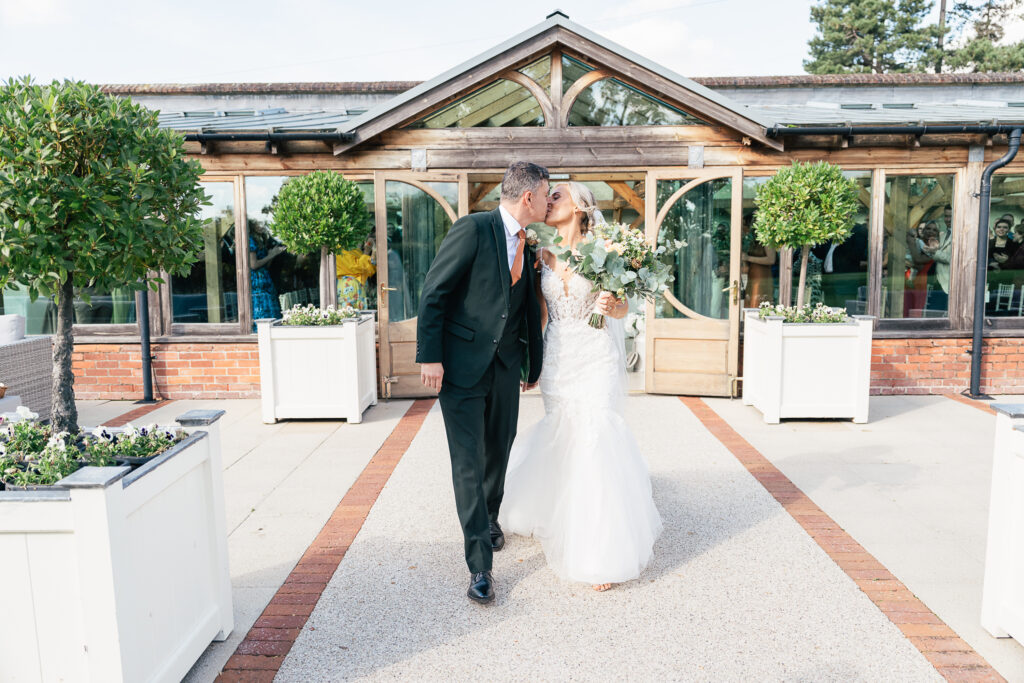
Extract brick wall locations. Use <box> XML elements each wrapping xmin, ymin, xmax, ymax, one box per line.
<box><xmin>71</xmin><ymin>337</ymin><xmax>1024</xmax><ymax>400</ymax></box>
<box><xmin>872</xmin><ymin>337</ymin><xmax>1024</xmax><ymax>395</ymax></box>
<box><xmin>72</xmin><ymin>343</ymin><xmax>260</xmax><ymax>400</ymax></box>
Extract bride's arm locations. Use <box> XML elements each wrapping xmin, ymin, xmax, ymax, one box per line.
<box><xmin>596</xmin><ymin>291</ymin><xmax>629</xmax><ymax>319</ymax></box>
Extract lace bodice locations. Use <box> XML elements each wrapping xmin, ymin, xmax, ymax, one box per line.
<box><xmin>539</xmin><ymin>255</ymin><xmax>600</xmax><ymax>323</ymax></box>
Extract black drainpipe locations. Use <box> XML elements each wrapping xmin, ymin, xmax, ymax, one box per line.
<box><xmin>970</xmin><ymin>128</ymin><xmax>1022</xmax><ymax>398</ymax></box>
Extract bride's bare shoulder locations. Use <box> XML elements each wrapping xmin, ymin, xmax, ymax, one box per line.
<box><xmin>538</xmin><ymin>247</ymin><xmax>556</xmax><ymax>268</ymax></box>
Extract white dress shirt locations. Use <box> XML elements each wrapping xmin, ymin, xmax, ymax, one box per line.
<box><xmin>498</xmin><ymin>205</ymin><xmax>525</xmax><ymax>277</ymax></box>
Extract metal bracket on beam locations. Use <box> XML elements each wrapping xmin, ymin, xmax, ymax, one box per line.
<box><xmin>200</xmin><ymin>140</ymin><xmax>211</xmax><ymax>155</ymax></box>
<box><xmin>266</xmin><ymin>140</ymin><xmax>280</xmax><ymax>155</ymax></box>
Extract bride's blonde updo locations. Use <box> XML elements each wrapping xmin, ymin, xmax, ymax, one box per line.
<box><xmin>563</xmin><ymin>181</ymin><xmax>601</xmax><ymax>234</ymax></box>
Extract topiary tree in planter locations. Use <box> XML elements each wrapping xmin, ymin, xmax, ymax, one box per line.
<box><xmin>268</xmin><ymin>171</ymin><xmax>372</xmax><ymax>310</ymax></box>
<box><xmin>0</xmin><ymin>77</ymin><xmax>208</xmax><ymax>434</ymax></box>
<box><xmin>753</xmin><ymin>161</ymin><xmax>860</xmax><ymax>308</ymax></box>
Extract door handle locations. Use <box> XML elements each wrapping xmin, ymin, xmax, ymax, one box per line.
<box><xmin>721</xmin><ymin>279</ymin><xmax>739</xmax><ymax>305</ymax></box>
<box><xmin>380</xmin><ymin>284</ymin><xmax>397</xmax><ymax>292</ymax></box>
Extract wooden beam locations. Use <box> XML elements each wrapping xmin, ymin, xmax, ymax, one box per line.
<box><xmin>606</xmin><ymin>181</ymin><xmax>645</xmax><ymax>214</ymax></box>
<box><xmin>470</xmin><ymin>181</ymin><xmax>499</xmax><ymax>208</ymax></box>
<box><xmin>553</xmin><ymin>28</ymin><xmax>782</xmax><ymax>151</ymax></box>
<box><xmin>550</xmin><ymin>48</ymin><xmax>563</xmax><ymax>128</ymax></box>
<box><xmin>500</xmin><ymin>69</ymin><xmax>553</xmax><ymax>125</ymax></box>
<box><xmin>334</xmin><ymin>30</ymin><xmax>561</xmax><ymax>155</ymax></box>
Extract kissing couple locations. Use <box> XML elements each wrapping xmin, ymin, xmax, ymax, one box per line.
<box><xmin>416</xmin><ymin>161</ymin><xmax>662</xmax><ymax>604</ymax></box>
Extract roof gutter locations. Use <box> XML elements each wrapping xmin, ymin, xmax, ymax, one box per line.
<box><xmin>767</xmin><ymin>124</ymin><xmax>1024</xmax><ymax>137</ymax></box>
<box><xmin>182</xmin><ymin>131</ymin><xmax>355</xmax><ymax>142</ymax></box>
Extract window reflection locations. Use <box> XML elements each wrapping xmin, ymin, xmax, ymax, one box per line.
<box><xmin>882</xmin><ymin>175</ymin><xmax>955</xmax><ymax>318</ymax></box>
<box><xmin>810</xmin><ymin>172</ymin><xmax>872</xmax><ymax>312</ymax></box>
<box><xmin>245</xmin><ymin>176</ymin><xmax>322</xmax><ymax>325</ymax></box>
<box><xmin>407</xmin><ymin>79</ymin><xmax>544</xmax><ymax>128</ymax></box>
<box><xmin>385</xmin><ymin>181</ymin><xmax>457</xmax><ymax>322</ymax></box>
<box><xmin>171</xmin><ymin>181</ymin><xmax>238</xmax><ymax>324</ymax></box>
<box><xmin>0</xmin><ymin>283</ymin><xmax>136</xmax><ymax>332</ymax></box>
<box><xmin>741</xmin><ymin>177</ymin><xmax>777</xmax><ymax>307</ymax></box>
<box><xmin>656</xmin><ymin>178</ymin><xmax>732</xmax><ymax>319</ymax></box>
<box><xmin>986</xmin><ymin>175</ymin><xmax>1024</xmax><ymax>317</ymax></box>
<box><xmin>336</xmin><ymin>181</ymin><xmax>377</xmax><ymax>310</ymax></box>
<box><xmin>569</xmin><ymin>78</ymin><xmax>705</xmax><ymax>127</ymax></box>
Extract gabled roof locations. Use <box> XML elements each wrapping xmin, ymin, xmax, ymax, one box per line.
<box><xmin>335</xmin><ymin>12</ymin><xmax>783</xmax><ymax>152</ymax></box>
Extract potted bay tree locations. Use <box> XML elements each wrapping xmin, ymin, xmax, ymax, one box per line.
<box><xmin>256</xmin><ymin>171</ymin><xmax>377</xmax><ymax>423</ymax></box>
<box><xmin>741</xmin><ymin>161</ymin><xmax>874</xmax><ymax>423</ymax></box>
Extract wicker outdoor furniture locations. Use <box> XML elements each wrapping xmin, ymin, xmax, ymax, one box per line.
<box><xmin>0</xmin><ymin>336</ymin><xmax>52</xmax><ymax>421</ymax></box>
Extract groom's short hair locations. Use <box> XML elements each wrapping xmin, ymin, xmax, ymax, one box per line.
<box><xmin>501</xmin><ymin>161</ymin><xmax>550</xmax><ymax>202</ymax></box>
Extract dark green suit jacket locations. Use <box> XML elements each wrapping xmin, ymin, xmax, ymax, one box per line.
<box><xmin>416</xmin><ymin>208</ymin><xmax>543</xmax><ymax>388</ymax></box>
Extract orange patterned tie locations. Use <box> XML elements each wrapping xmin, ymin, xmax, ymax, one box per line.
<box><xmin>510</xmin><ymin>229</ymin><xmax>526</xmax><ymax>286</ymax></box>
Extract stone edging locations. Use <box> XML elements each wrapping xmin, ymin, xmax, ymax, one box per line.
<box><xmin>681</xmin><ymin>396</ymin><xmax>1005</xmax><ymax>683</ymax></box>
<box><xmin>215</xmin><ymin>399</ymin><xmax>435</xmax><ymax>682</ymax></box>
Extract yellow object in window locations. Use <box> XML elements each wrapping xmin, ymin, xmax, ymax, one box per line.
<box><xmin>336</xmin><ymin>249</ymin><xmax>376</xmax><ymax>284</ymax></box>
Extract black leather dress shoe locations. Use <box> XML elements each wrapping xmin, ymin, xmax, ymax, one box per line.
<box><xmin>490</xmin><ymin>521</ymin><xmax>505</xmax><ymax>551</ymax></box>
<box><xmin>468</xmin><ymin>571</ymin><xmax>494</xmax><ymax>604</ymax></box>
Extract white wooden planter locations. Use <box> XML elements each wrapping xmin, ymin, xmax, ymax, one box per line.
<box><xmin>0</xmin><ymin>410</ymin><xmax>232</xmax><ymax>683</ymax></box>
<box><xmin>257</xmin><ymin>314</ymin><xmax>377</xmax><ymax>424</ymax></box>
<box><xmin>982</xmin><ymin>403</ymin><xmax>1024</xmax><ymax>641</ymax></box>
<box><xmin>742</xmin><ymin>309</ymin><xmax>874</xmax><ymax>424</ymax></box>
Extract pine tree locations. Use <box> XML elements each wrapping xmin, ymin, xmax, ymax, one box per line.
<box><xmin>804</xmin><ymin>0</ymin><xmax>944</xmax><ymax>73</ymax></box>
<box><xmin>944</xmin><ymin>0</ymin><xmax>1024</xmax><ymax>71</ymax></box>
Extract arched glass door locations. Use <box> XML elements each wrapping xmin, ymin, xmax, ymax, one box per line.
<box><xmin>645</xmin><ymin>168</ymin><xmax>742</xmax><ymax>396</ymax></box>
<box><xmin>374</xmin><ymin>172</ymin><xmax>462</xmax><ymax>398</ymax></box>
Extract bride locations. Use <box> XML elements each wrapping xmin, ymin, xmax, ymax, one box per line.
<box><xmin>498</xmin><ymin>181</ymin><xmax>663</xmax><ymax>592</ymax></box>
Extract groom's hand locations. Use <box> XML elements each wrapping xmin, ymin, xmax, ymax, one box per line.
<box><xmin>421</xmin><ymin>362</ymin><xmax>444</xmax><ymax>393</ymax></box>
<box><xmin>521</xmin><ymin>381</ymin><xmax>538</xmax><ymax>392</ymax></box>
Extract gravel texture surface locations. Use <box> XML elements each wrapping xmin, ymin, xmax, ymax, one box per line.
<box><xmin>277</xmin><ymin>395</ymin><xmax>941</xmax><ymax>682</ymax></box>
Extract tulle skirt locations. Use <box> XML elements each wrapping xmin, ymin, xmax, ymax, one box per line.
<box><xmin>498</xmin><ymin>390</ymin><xmax>663</xmax><ymax>585</ymax></box>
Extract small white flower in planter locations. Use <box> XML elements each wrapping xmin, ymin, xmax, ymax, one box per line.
<box><xmin>92</xmin><ymin>425</ymin><xmax>114</xmax><ymax>441</ymax></box>
<box><xmin>15</xmin><ymin>406</ymin><xmax>38</xmax><ymax>421</ymax></box>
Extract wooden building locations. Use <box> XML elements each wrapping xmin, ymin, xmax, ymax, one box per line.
<box><xmin>14</xmin><ymin>13</ymin><xmax>1024</xmax><ymax>400</ymax></box>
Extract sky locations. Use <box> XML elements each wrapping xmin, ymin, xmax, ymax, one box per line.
<box><xmin>0</xmin><ymin>0</ymin><xmax>1019</xmax><ymax>85</ymax></box>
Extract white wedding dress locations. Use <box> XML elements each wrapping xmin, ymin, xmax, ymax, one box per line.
<box><xmin>498</xmin><ymin>254</ymin><xmax>663</xmax><ymax>585</ymax></box>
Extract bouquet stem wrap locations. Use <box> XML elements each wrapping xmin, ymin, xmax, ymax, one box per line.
<box><xmin>589</xmin><ymin>307</ymin><xmax>606</xmax><ymax>329</ymax></box>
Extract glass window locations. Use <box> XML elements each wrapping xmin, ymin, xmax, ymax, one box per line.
<box><xmin>171</xmin><ymin>181</ymin><xmax>238</xmax><ymax>324</ymax></box>
<box><xmin>384</xmin><ymin>181</ymin><xmax>458</xmax><ymax>322</ymax></box>
<box><xmin>881</xmin><ymin>174</ymin><xmax>955</xmax><ymax>319</ymax></box>
<box><xmin>244</xmin><ymin>176</ymin><xmax>323</xmax><ymax>325</ymax></box>
<box><xmin>985</xmin><ymin>175</ymin><xmax>1024</xmax><ymax>317</ymax></box>
<box><xmin>562</xmin><ymin>54</ymin><xmax>593</xmax><ymax>94</ymax></box>
<box><xmin>568</xmin><ymin>78</ymin><xmax>706</xmax><ymax>127</ymax></box>
<box><xmin>407</xmin><ymin>79</ymin><xmax>544</xmax><ymax>128</ymax></box>
<box><xmin>741</xmin><ymin>177</ymin><xmax>777</xmax><ymax>307</ymax></box>
<box><xmin>518</xmin><ymin>56</ymin><xmax>550</xmax><ymax>93</ymax></box>
<box><xmin>656</xmin><ymin>177</ymin><xmax>733</xmax><ymax>319</ymax></box>
<box><xmin>336</xmin><ymin>181</ymin><xmax>378</xmax><ymax>311</ymax></box>
<box><xmin>1</xmin><ymin>283</ymin><xmax>135</xmax><ymax>332</ymax></box>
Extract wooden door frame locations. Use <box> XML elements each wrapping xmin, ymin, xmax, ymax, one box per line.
<box><xmin>373</xmin><ymin>171</ymin><xmax>466</xmax><ymax>398</ymax></box>
<box><xmin>644</xmin><ymin>167</ymin><xmax>743</xmax><ymax>396</ymax></box>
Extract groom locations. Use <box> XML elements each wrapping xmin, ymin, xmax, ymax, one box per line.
<box><xmin>416</xmin><ymin>161</ymin><xmax>549</xmax><ymax>604</ymax></box>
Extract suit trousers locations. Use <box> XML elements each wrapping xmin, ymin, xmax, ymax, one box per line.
<box><xmin>438</xmin><ymin>353</ymin><xmax>521</xmax><ymax>573</ymax></box>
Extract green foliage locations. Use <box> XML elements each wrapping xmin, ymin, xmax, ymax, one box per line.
<box><xmin>805</xmin><ymin>0</ymin><xmax>942</xmax><ymax>73</ymax></box>
<box><xmin>943</xmin><ymin>36</ymin><xmax>1024</xmax><ymax>71</ymax></box>
<box><xmin>753</xmin><ymin>162</ymin><xmax>860</xmax><ymax>251</ymax></box>
<box><xmin>268</xmin><ymin>171</ymin><xmax>371</xmax><ymax>255</ymax></box>
<box><xmin>0</xmin><ymin>77</ymin><xmax>209</xmax><ymax>302</ymax></box>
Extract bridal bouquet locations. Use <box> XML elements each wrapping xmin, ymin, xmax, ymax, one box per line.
<box><xmin>550</xmin><ymin>222</ymin><xmax>682</xmax><ymax>328</ymax></box>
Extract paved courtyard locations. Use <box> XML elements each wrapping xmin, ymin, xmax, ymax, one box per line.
<box><xmin>77</xmin><ymin>392</ymin><xmax>1024</xmax><ymax>681</ymax></box>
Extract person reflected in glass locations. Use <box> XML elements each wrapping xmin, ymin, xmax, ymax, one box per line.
<box><xmin>904</xmin><ymin>222</ymin><xmax>938</xmax><ymax>316</ymax></box>
<box><xmin>812</xmin><ymin>219</ymin><xmax>869</xmax><ymax>309</ymax></box>
<box><xmin>924</xmin><ymin>207</ymin><xmax>953</xmax><ymax>312</ymax></box>
<box><xmin>990</xmin><ymin>218</ymin><xmax>1019</xmax><ymax>271</ymax></box>
<box><xmin>386</xmin><ymin>221</ymin><xmax>411</xmax><ymax>321</ymax></box>
<box><xmin>741</xmin><ymin>213</ymin><xmax>776</xmax><ymax>307</ymax></box>
<box><xmin>249</xmin><ymin>222</ymin><xmax>285</xmax><ymax>325</ymax></box>
<box><xmin>1010</xmin><ymin>216</ymin><xmax>1024</xmax><ymax>245</ymax></box>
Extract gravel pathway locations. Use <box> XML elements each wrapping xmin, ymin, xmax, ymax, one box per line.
<box><xmin>277</xmin><ymin>395</ymin><xmax>941</xmax><ymax>682</ymax></box>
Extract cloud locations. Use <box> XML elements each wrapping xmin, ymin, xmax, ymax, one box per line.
<box><xmin>0</xmin><ymin>0</ymin><xmax>70</xmax><ymax>26</ymax></box>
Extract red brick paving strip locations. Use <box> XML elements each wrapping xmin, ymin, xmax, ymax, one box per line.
<box><xmin>105</xmin><ymin>398</ymin><xmax>176</xmax><ymax>427</ymax></box>
<box><xmin>215</xmin><ymin>399</ymin><xmax>435</xmax><ymax>683</ymax></box>
<box><xmin>680</xmin><ymin>396</ymin><xmax>1005</xmax><ymax>683</ymax></box>
<box><xmin>945</xmin><ymin>392</ymin><xmax>997</xmax><ymax>416</ymax></box>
